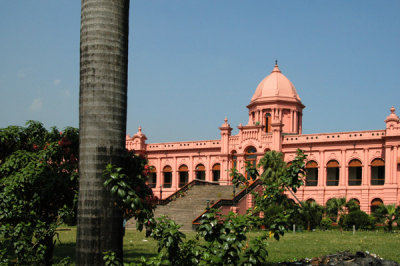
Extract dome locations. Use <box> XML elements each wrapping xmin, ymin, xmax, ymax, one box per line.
<box><xmin>250</xmin><ymin>63</ymin><xmax>301</xmax><ymax>104</ymax></box>
<box><xmin>385</xmin><ymin>106</ymin><xmax>399</xmax><ymax>123</ymax></box>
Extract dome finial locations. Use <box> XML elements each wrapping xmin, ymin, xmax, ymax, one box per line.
<box><xmin>272</xmin><ymin>60</ymin><xmax>281</xmax><ymax>73</ymax></box>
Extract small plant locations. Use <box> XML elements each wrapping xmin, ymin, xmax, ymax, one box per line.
<box><xmin>103</xmin><ymin>251</ymin><xmax>123</xmax><ymax>266</ymax></box>
<box><xmin>320</xmin><ymin>217</ymin><xmax>333</xmax><ymax>230</ymax></box>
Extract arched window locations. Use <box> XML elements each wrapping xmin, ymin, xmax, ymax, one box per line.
<box><xmin>371</xmin><ymin>159</ymin><xmax>385</xmax><ymax>185</ymax></box>
<box><xmin>149</xmin><ymin>166</ymin><xmax>157</xmax><ymax>188</ymax></box>
<box><xmin>231</xmin><ymin>151</ymin><xmax>237</xmax><ymax>169</ymax></box>
<box><xmin>326</xmin><ymin>160</ymin><xmax>340</xmax><ymax>186</ymax></box>
<box><xmin>163</xmin><ymin>166</ymin><xmax>172</xmax><ymax>188</ymax></box>
<box><xmin>178</xmin><ymin>165</ymin><xmax>188</xmax><ymax>188</ymax></box>
<box><xmin>306</xmin><ymin>198</ymin><xmax>315</xmax><ymax>203</ymax></box>
<box><xmin>371</xmin><ymin>198</ymin><xmax>383</xmax><ymax>213</ymax></box>
<box><xmin>351</xmin><ymin>198</ymin><xmax>360</xmax><ymax>205</ymax></box>
<box><xmin>347</xmin><ymin>198</ymin><xmax>360</xmax><ymax>212</ymax></box>
<box><xmin>195</xmin><ymin>164</ymin><xmax>205</xmax><ymax>180</ymax></box>
<box><xmin>245</xmin><ymin>147</ymin><xmax>257</xmax><ymax>167</ymax></box>
<box><xmin>245</xmin><ymin>147</ymin><xmax>257</xmax><ymax>178</ymax></box>
<box><xmin>348</xmin><ymin>159</ymin><xmax>362</xmax><ymax>186</ymax></box>
<box><xmin>265</xmin><ymin>113</ymin><xmax>272</xmax><ymax>133</ymax></box>
<box><xmin>306</xmin><ymin>161</ymin><xmax>318</xmax><ymax>186</ymax></box>
<box><xmin>212</xmin><ymin>163</ymin><xmax>220</xmax><ymax>182</ymax></box>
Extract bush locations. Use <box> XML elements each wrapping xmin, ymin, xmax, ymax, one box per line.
<box><xmin>341</xmin><ymin>210</ymin><xmax>375</xmax><ymax>230</ymax></box>
<box><xmin>320</xmin><ymin>217</ymin><xmax>333</xmax><ymax>230</ymax></box>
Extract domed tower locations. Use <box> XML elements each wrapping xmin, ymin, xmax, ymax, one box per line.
<box><xmin>247</xmin><ymin>61</ymin><xmax>305</xmax><ymax>135</ymax></box>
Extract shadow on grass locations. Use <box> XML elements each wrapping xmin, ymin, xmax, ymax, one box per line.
<box><xmin>54</xmin><ymin>242</ymin><xmax>76</xmax><ymax>263</ymax></box>
<box><xmin>124</xmin><ymin>249</ymin><xmax>157</xmax><ymax>263</ymax></box>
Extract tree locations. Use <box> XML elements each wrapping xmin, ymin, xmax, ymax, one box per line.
<box><xmin>299</xmin><ymin>201</ymin><xmax>324</xmax><ymax>231</ymax></box>
<box><xmin>373</xmin><ymin>204</ymin><xmax>400</xmax><ymax>232</ymax></box>
<box><xmin>326</xmin><ymin>197</ymin><xmax>347</xmax><ymax>222</ymax></box>
<box><xmin>0</xmin><ymin>121</ymin><xmax>79</xmax><ymax>265</ymax></box>
<box><xmin>77</xmin><ymin>0</ymin><xmax>130</xmax><ymax>264</ymax></box>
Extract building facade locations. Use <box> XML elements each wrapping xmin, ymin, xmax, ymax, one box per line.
<box><xmin>126</xmin><ymin>63</ymin><xmax>400</xmax><ymax>213</ymax></box>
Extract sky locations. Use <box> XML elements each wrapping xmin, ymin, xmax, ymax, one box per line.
<box><xmin>1</xmin><ymin>1</ymin><xmax>399</xmax><ymax>143</ymax></box>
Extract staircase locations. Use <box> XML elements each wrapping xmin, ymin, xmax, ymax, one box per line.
<box><xmin>127</xmin><ymin>182</ymin><xmax>233</xmax><ymax>231</ymax></box>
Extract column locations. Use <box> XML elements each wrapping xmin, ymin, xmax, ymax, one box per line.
<box><xmin>392</xmin><ymin>146</ymin><xmax>398</xmax><ymax>185</ymax></box>
<box><xmin>319</xmin><ymin>150</ymin><xmax>325</xmax><ymax>187</ymax></box>
<box><xmin>299</xmin><ymin>113</ymin><xmax>303</xmax><ymax>134</ymax></box>
<box><xmin>362</xmin><ymin>148</ymin><xmax>369</xmax><ymax>186</ymax></box>
<box><xmin>173</xmin><ymin>156</ymin><xmax>178</xmax><ymax>189</ymax></box>
<box><xmin>207</xmin><ymin>155</ymin><xmax>211</xmax><ymax>182</ymax></box>
<box><xmin>385</xmin><ymin>146</ymin><xmax>392</xmax><ymax>184</ymax></box>
<box><xmin>157</xmin><ymin>158</ymin><xmax>162</xmax><ymax>191</ymax></box>
<box><xmin>340</xmin><ymin>149</ymin><xmax>346</xmax><ymax>186</ymax></box>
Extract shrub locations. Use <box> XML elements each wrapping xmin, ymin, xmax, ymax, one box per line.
<box><xmin>341</xmin><ymin>210</ymin><xmax>375</xmax><ymax>230</ymax></box>
<box><xmin>320</xmin><ymin>217</ymin><xmax>333</xmax><ymax>230</ymax></box>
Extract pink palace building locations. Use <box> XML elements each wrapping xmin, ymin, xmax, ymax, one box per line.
<box><xmin>126</xmin><ymin>63</ymin><xmax>400</xmax><ymax>213</ymax></box>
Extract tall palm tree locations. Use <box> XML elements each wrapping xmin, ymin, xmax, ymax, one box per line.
<box><xmin>77</xmin><ymin>0</ymin><xmax>130</xmax><ymax>264</ymax></box>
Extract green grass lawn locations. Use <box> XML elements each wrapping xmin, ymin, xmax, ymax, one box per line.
<box><xmin>54</xmin><ymin>228</ymin><xmax>400</xmax><ymax>264</ymax></box>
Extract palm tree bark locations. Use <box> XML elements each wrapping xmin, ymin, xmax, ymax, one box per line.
<box><xmin>77</xmin><ymin>0</ymin><xmax>130</xmax><ymax>264</ymax></box>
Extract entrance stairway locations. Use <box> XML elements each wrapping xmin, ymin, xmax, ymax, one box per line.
<box><xmin>127</xmin><ymin>180</ymin><xmax>233</xmax><ymax>231</ymax></box>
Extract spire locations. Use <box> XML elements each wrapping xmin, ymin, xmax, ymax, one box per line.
<box><xmin>272</xmin><ymin>60</ymin><xmax>281</xmax><ymax>73</ymax></box>
<box><xmin>220</xmin><ymin>117</ymin><xmax>231</xmax><ymax>128</ymax></box>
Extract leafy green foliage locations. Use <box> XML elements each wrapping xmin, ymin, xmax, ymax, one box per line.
<box><xmin>103</xmin><ymin>250</ymin><xmax>124</xmax><ymax>266</ymax></box>
<box><xmin>0</xmin><ymin>121</ymin><xmax>78</xmax><ymax>265</ymax></box>
<box><xmin>103</xmin><ymin>152</ymin><xmax>158</xmax><ymax>231</ymax></box>
<box><xmin>319</xmin><ymin>217</ymin><xmax>333</xmax><ymax>230</ymax></box>
<box><xmin>325</xmin><ymin>197</ymin><xmax>347</xmax><ymax>222</ymax></box>
<box><xmin>230</xmin><ymin>161</ymin><xmax>258</xmax><ymax>188</ymax></box>
<box><xmin>139</xmin><ymin>211</ymin><xmax>268</xmax><ymax>266</ymax></box>
<box><xmin>372</xmin><ymin>204</ymin><xmax>400</xmax><ymax>232</ymax></box>
<box><xmin>298</xmin><ymin>201</ymin><xmax>324</xmax><ymax>231</ymax></box>
<box><xmin>341</xmin><ymin>210</ymin><xmax>376</xmax><ymax>230</ymax></box>
<box><xmin>247</xmin><ymin>149</ymin><xmax>307</xmax><ymax>239</ymax></box>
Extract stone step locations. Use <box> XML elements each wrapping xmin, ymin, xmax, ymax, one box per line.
<box><xmin>127</xmin><ymin>184</ymin><xmax>234</xmax><ymax>231</ymax></box>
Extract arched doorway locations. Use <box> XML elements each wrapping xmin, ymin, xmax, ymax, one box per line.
<box><xmin>149</xmin><ymin>166</ymin><xmax>157</xmax><ymax>188</ymax></box>
<box><xmin>371</xmin><ymin>198</ymin><xmax>383</xmax><ymax>213</ymax></box>
<box><xmin>163</xmin><ymin>166</ymin><xmax>172</xmax><ymax>188</ymax></box>
<box><xmin>326</xmin><ymin>160</ymin><xmax>339</xmax><ymax>186</ymax></box>
<box><xmin>306</xmin><ymin>161</ymin><xmax>318</xmax><ymax>186</ymax></box>
<box><xmin>212</xmin><ymin>163</ymin><xmax>220</xmax><ymax>182</ymax></box>
<box><xmin>195</xmin><ymin>164</ymin><xmax>205</xmax><ymax>181</ymax></box>
<box><xmin>348</xmin><ymin>159</ymin><xmax>362</xmax><ymax>186</ymax></box>
<box><xmin>371</xmin><ymin>158</ymin><xmax>385</xmax><ymax>185</ymax></box>
<box><xmin>178</xmin><ymin>165</ymin><xmax>188</xmax><ymax>187</ymax></box>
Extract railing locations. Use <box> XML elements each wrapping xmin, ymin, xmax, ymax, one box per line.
<box><xmin>192</xmin><ymin>179</ymin><xmax>262</xmax><ymax>225</ymax></box>
<box><xmin>158</xmin><ymin>179</ymin><xmax>220</xmax><ymax>206</ymax></box>
<box><xmin>283</xmin><ymin>130</ymin><xmax>386</xmax><ymax>144</ymax></box>
<box><xmin>146</xmin><ymin>139</ymin><xmax>221</xmax><ymax>151</ymax></box>
<box><xmin>242</xmin><ymin>129</ymin><xmax>259</xmax><ymax>141</ymax></box>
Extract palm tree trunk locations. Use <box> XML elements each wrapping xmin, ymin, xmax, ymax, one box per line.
<box><xmin>77</xmin><ymin>0</ymin><xmax>130</xmax><ymax>264</ymax></box>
